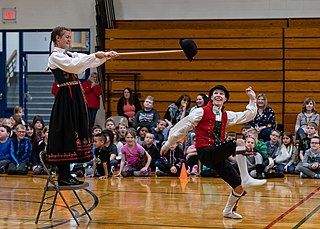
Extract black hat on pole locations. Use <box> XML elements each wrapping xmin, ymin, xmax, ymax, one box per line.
<box><xmin>179</xmin><ymin>39</ymin><xmax>197</xmax><ymax>61</ymax></box>
<box><xmin>209</xmin><ymin>85</ymin><xmax>230</xmax><ymax>101</ymax></box>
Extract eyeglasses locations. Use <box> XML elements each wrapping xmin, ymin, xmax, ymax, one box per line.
<box><xmin>311</xmin><ymin>142</ymin><xmax>320</xmax><ymax>144</ymax></box>
<box><xmin>17</xmin><ymin>131</ymin><xmax>26</xmax><ymax>134</ymax></box>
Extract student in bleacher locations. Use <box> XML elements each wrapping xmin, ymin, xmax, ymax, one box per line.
<box><xmin>115</xmin><ymin>130</ymin><xmax>151</xmax><ymax>177</ymax></box>
<box><xmin>185</xmin><ymin>134</ymin><xmax>199</xmax><ymax>175</ymax></box>
<box><xmin>295</xmin><ymin>122</ymin><xmax>318</xmax><ymax>173</ymax></box>
<box><xmin>295</xmin><ymin>97</ymin><xmax>319</xmax><ymax>141</ymax></box>
<box><xmin>296</xmin><ymin>136</ymin><xmax>320</xmax><ymax>178</ymax></box>
<box><xmin>247</xmin><ymin>93</ymin><xmax>276</xmax><ymax>142</ymax></box>
<box><xmin>117</xmin><ymin>122</ymin><xmax>127</xmax><ymax>144</ymax></box>
<box><xmin>10</xmin><ymin>114</ymin><xmax>22</xmax><ymax>138</ymax></box>
<box><xmin>156</xmin><ymin>141</ymin><xmax>186</xmax><ymax>177</ymax></box>
<box><xmin>136</xmin><ymin>124</ymin><xmax>151</xmax><ymax>146</ymax></box>
<box><xmin>241</xmin><ymin>123</ymin><xmax>252</xmax><ymax>140</ymax></box>
<box><xmin>82</xmin><ymin>72</ymin><xmax>102</xmax><ymax>132</ymax></box>
<box><xmin>243</xmin><ymin>129</ymin><xmax>268</xmax><ymax>179</ymax></box>
<box><xmin>273</xmin><ymin>131</ymin><xmax>296</xmax><ymax>176</ymax></box>
<box><xmin>133</xmin><ymin>96</ymin><xmax>160</xmax><ymax>129</ymax></box>
<box><xmin>163</xmin><ymin>94</ymin><xmax>191</xmax><ymax>126</ymax></box>
<box><xmin>0</xmin><ymin>125</ymin><xmax>12</xmax><ymax>173</ymax></box>
<box><xmin>112</xmin><ymin>130</ymin><xmax>123</xmax><ymax>164</ymax></box>
<box><xmin>25</xmin><ymin>123</ymin><xmax>37</xmax><ymax>151</ymax></box>
<box><xmin>8</xmin><ymin>124</ymin><xmax>31</xmax><ymax>175</ymax></box>
<box><xmin>32</xmin><ymin>115</ymin><xmax>45</xmax><ymax>142</ymax></box>
<box><xmin>143</xmin><ymin>132</ymin><xmax>160</xmax><ymax>172</ymax></box>
<box><xmin>105</xmin><ymin>118</ymin><xmax>116</xmax><ymax>131</ymax></box>
<box><xmin>189</xmin><ymin>93</ymin><xmax>209</xmax><ymax>113</ymax></box>
<box><xmin>30</xmin><ymin>126</ymin><xmax>49</xmax><ymax>174</ymax></box>
<box><xmin>13</xmin><ymin>105</ymin><xmax>26</xmax><ymax>125</ymax></box>
<box><xmin>102</xmin><ymin>129</ymin><xmax>118</xmax><ymax>175</ymax></box>
<box><xmin>86</xmin><ymin>133</ymin><xmax>110</xmax><ymax>179</ymax></box>
<box><xmin>10</xmin><ymin>114</ymin><xmax>22</xmax><ymax>131</ymax></box>
<box><xmin>236</xmin><ymin>130</ymin><xmax>278</xmax><ymax>179</ymax></box>
<box><xmin>265</xmin><ymin>130</ymin><xmax>281</xmax><ymax>159</ymax></box>
<box><xmin>117</xmin><ymin>87</ymin><xmax>142</xmax><ymax>127</ymax></box>
<box><xmin>151</xmin><ymin>119</ymin><xmax>167</xmax><ymax>150</ymax></box>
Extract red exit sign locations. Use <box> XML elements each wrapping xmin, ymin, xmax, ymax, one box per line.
<box><xmin>2</xmin><ymin>8</ymin><xmax>16</xmax><ymax>23</ymax></box>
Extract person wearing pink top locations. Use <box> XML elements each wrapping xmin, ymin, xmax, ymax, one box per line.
<box><xmin>115</xmin><ymin>130</ymin><xmax>151</xmax><ymax>177</ymax></box>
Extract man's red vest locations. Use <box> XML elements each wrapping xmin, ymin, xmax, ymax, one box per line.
<box><xmin>195</xmin><ymin>101</ymin><xmax>228</xmax><ymax>148</ymax></box>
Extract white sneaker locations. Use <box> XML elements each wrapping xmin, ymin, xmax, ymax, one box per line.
<box><xmin>223</xmin><ymin>211</ymin><xmax>242</xmax><ymax>219</ymax></box>
<box><xmin>242</xmin><ymin>178</ymin><xmax>266</xmax><ymax>188</ymax></box>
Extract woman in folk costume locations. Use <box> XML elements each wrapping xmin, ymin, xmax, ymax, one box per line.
<box><xmin>160</xmin><ymin>85</ymin><xmax>266</xmax><ymax>219</ymax></box>
<box><xmin>47</xmin><ymin>26</ymin><xmax>118</xmax><ymax>186</ymax></box>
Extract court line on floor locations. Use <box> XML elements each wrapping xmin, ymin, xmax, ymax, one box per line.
<box><xmin>263</xmin><ymin>186</ymin><xmax>320</xmax><ymax>229</ymax></box>
<box><xmin>292</xmin><ymin>203</ymin><xmax>320</xmax><ymax>229</ymax></box>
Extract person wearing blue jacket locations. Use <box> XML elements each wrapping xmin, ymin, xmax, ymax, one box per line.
<box><xmin>8</xmin><ymin>124</ymin><xmax>32</xmax><ymax>175</ymax></box>
<box><xmin>0</xmin><ymin>125</ymin><xmax>12</xmax><ymax>173</ymax></box>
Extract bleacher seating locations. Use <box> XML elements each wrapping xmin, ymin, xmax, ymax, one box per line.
<box><xmin>104</xmin><ymin>19</ymin><xmax>320</xmax><ymax>133</ymax></box>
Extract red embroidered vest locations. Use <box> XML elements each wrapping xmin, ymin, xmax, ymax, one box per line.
<box><xmin>195</xmin><ymin>101</ymin><xmax>228</xmax><ymax>148</ymax></box>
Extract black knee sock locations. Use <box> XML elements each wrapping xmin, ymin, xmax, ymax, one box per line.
<box><xmin>57</xmin><ymin>164</ymin><xmax>71</xmax><ymax>178</ymax></box>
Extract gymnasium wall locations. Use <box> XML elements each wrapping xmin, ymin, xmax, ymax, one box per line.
<box><xmin>105</xmin><ymin>19</ymin><xmax>320</xmax><ymax>133</ymax></box>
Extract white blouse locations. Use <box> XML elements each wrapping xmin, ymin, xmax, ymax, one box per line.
<box><xmin>48</xmin><ymin>47</ymin><xmax>106</xmax><ymax>74</ymax></box>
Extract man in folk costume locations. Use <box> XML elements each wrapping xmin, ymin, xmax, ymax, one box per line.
<box><xmin>160</xmin><ymin>85</ymin><xmax>266</xmax><ymax>219</ymax></box>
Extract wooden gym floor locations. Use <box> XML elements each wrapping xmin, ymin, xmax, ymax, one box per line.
<box><xmin>0</xmin><ymin>173</ymin><xmax>319</xmax><ymax>228</ymax></box>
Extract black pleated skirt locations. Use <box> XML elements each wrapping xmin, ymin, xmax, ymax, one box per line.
<box><xmin>46</xmin><ymin>83</ymin><xmax>92</xmax><ymax>164</ymax></box>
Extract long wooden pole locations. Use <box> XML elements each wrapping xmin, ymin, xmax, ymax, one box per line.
<box><xmin>118</xmin><ymin>50</ymin><xmax>183</xmax><ymax>55</ymax></box>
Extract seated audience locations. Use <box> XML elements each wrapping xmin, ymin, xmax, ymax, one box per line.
<box><xmin>30</xmin><ymin>126</ymin><xmax>49</xmax><ymax>174</ymax></box>
<box><xmin>0</xmin><ymin>125</ymin><xmax>12</xmax><ymax>173</ymax></box>
<box><xmin>117</xmin><ymin>87</ymin><xmax>142</xmax><ymax>127</ymax></box>
<box><xmin>247</xmin><ymin>93</ymin><xmax>276</xmax><ymax>142</ymax></box>
<box><xmin>115</xmin><ymin>130</ymin><xmax>151</xmax><ymax>177</ymax></box>
<box><xmin>296</xmin><ymin>136</ymin><xmax>320</xmax><ymax>178</ymax></box>
<box><xmin>143</xmin><ymin>132</ymin><xmax>160</xmax><ymax>172</ymax></box>
<box><xmin>117</xmin><ymin>122</ymin><xmax>127</xmax><ymax>144</ymax></box>
<box><xmin>295</xmin><ymin>97</ymin><xmax>319</xmax><ymax>141</ymax></box>
<box><xmin>189</xmin><ymin>93</ymin><xmax>209</xmax><ymax>113</ymax></box>
<box><xmin>273</xmin><ymin>132</ymin><xmax>296</xmax><ymax>176</ymax></box>
<box><xmin>13</xmin><ymin>105</ymin><xmax>26</xmax><ymax>125</ymax></box>
<box><xmin>134</xmin><ymin>96</ymin><xmax>160</xmax><ymax>129</ymax></box>
<box><xmin>32</xmin><ymin>115</ymin><xmax>45</xmax><ymax>142</ymax></box>
<box><xmin>295</xmin><ymin>122</ymin><xmax>318</xmax><ymax>173</ymax></box>
<box><xmin>136</xmin><ymin>124</ymin><xmax>151</xmax><ymax>146</ymax></box>
<box><xmin>163</xmin><ymin>94</ymin><xmax>191</xmax><ymax>126</ymax></box>
<box><xmin>105</xmin><ymin>118</ymin><xmax>116</xmax><ymax>131</ymax></box>
<box><xmin>8</xmin><ymin>124</ymin><xmax>31</xmax><ymax>175</ymax></box>
<box><xmin>86</xmin><ymin>133</ymin><xmax>110</xmax><ymax>179</ymax></box>
<box><xmin>155</xmin><ymin>141</ymin><xmax>186</xmax><ymax>177</ymax></box>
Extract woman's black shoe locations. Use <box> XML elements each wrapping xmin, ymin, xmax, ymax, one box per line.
<box><xmin>72</xmin><ymin>177</ymin><xmax>84</xmax><ymax>184</ymax></box>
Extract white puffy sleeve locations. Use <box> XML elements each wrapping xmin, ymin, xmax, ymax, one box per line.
<box><xmin>226</xmin><ymin>99</ymin><xmax>257</xmax><ymax>126</ymax></box>
<box><xmin>48</xmin><ymin>51</ymin><xmax>106</xmax><ymax>74</ymax></box>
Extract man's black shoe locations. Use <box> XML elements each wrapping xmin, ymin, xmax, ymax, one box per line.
<box><xmin>58</xmin><ymin>177</ymin><xmax>82</xmax><ymax>186</ymax></box>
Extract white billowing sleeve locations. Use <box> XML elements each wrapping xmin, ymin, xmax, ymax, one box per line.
<box><xmin>49</xmin><ymin>51</ymin><xmax>106</xmax><ymax>74</ymax></box>
<box><xmin>226</xmin><ymin>99</ymin><xmax>257</xmax><ymax>127</ymax></box>
<box><xmin>164</xmin><ymin>108</ymin><xmax>203</xmax><ymax>148</ymax></box>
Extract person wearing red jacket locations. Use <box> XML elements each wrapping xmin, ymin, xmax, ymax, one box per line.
<box><xmin>82</xmin><ymin>72</ymin><xmax>102</xmax><ymax>132</ymax></box>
